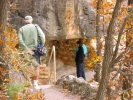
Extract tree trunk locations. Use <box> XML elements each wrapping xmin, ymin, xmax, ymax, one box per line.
<box><xmin>0</xmin><ymin>0</ymin><xmax>7</xmax><ymax>53</ymax></box>
<box><xmin>95</xmin><ymin>0</ymin><xmax>102</xmax><ymax>82</ymax></box>
<box><xmin>0</xmin><ymin>0</ymin><xmax>8</xmax><ymax>84</ymax></box>
<box><xmin>96</xmin><ymin>0</ymin><xmax>122</xmax><ymax>100</ymax></box>
<box><xmin>128</xmin><ymin>0</ymin><xmax>133</xmax><ymax>5</ymax></box>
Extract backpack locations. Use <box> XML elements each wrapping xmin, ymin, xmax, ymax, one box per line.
<box><xmin>35</xmin><ymin>43</ymin><xmax>47</xmax><ymax>56</ymax></box>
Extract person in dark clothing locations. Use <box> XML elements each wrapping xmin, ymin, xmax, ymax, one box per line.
<box><xmin>74</xmin><ymin>39</ymin><xmax>88</xmax><ymax>60</ymax></box>
<box><xmin>75</xmin><ymin>40</ymin><xmax>86</xmax><ymax>80</ymax></box>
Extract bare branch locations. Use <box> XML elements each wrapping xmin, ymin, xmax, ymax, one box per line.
<box><xmin>111</xmin><ymin>61</ymin><xmax>123</xmax><ymax>80</ymax></box>
<box><xmin>110</xmin><ymin>67</ymin><xmax>133</xmax><ymax>76</ymax></box>
<box><xmin>112</xmin><ymin>17</ymin><xmax>128</xmax><ymax>61</ymax></box>
<box><xmin>113</xmin><ymin>45</ymin><xmax>133</xmax><ymax>64</ymax></box>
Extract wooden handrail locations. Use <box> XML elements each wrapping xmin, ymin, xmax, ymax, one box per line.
<box><xmin>48</xmin><ymin>46</ymin><xmax>56</xmax><ymax>84</ymax></box>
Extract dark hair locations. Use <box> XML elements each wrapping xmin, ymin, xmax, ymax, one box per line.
<box><xmin>76</xmin><ymin>40</ymin><xmax>82</xmax><ymax>44</ymax></box>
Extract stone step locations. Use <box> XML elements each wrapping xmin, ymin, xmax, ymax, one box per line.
<box><xmin>39</xmin><ymin>69</ymin><xmax>49</xmax><ymax>72</ymax></box>
<box><xmin>38</xmin><ymin>64</ymin><xmax>50</xmax><ymax>85</ymax></box>
<box><xmin>39</xmin><ymin>72</ymin><xmax>49</xmax><ymax>74</ymax></box>
<box><xmin>39</xmin><ymin>76</ymin><xmax>49</xmax><ymax>79</ymax></box>
<box><xmin>39</xmin><ymin>74</ymin><xmax>49</xmax><ymax>76</ymax></box>
<box><xmin>39</xmin><ymin>64</ymin><xmax>47</xmax><ymax>68</ymax></box>
<box><xmin>38</xmin><ymin>79</ymin><xmax>49</xmax><ymax>85</ymax></box>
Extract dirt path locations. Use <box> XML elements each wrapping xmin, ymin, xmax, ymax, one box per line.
<box><xmin>40</xmin><ymin>85</ymin><xmax>81</xmax><ymax>100</ymax></box>
<box><xmin>40</xmin><ymin>70</ymin><xmax>94</xmax><ymax>100</ymax></box>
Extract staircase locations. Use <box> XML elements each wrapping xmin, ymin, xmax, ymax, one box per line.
<box><xmin>38</xmin><ymin>46</ymin><xmax>56</xmax><ymax>85</ymax></box>
<box><xmin>38</xmin><ymin>64</ymin><xmax>49</xmax><ymax>85</ymax></box>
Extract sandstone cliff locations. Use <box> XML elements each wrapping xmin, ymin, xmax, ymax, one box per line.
<box><xmin>10</xmin><ymin>0</ymin><xmax>96</xmax><ymax>43</ymax></box>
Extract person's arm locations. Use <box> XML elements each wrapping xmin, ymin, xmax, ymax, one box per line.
<box><xmin>18</xmin><ymin>28</ymin><xmax>28</xmax><ymax>50</ymax></box>
<box><xmin>74</xmin><ymin>48</ymin><xmax>78</xmax><ymax>52</ymax></box>
<box><xmin>37</xmin><ymin>26</ymin><xmax>45</xmax><ymax>46</ymax></box>
<box><xmin>69</xmin><ymin>48</ymin><xmax>78</xmax><ymax>52</ymax></box>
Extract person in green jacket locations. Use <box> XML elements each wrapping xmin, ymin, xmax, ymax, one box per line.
<box><xmin>18</xmin><ymin>15</ymin><xmax>45</xmax><ymax>89</ymax></box>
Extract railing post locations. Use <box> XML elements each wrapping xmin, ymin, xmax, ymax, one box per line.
<box><xmin>53</xmin><ymin>46</ymin><xmax>56</xmax><ymax>83</ymax></box>
<box><xmin>48</xmin><ymin>46</ymin><xmax>56</xmax><ymax>84</ymax></box>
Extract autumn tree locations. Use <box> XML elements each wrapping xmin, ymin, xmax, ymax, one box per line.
<box><xmin>0</xmin><ymin>0</ymin><xmax>8</xmax><ymax>85</ymax></box>
<box><xmin>0</xmin><ymin>0</ymin><xmax>8</xmax><ymax>53</ymax></box>
<box><xmin>94</xmin><ymin>0</ymin><xmax>133</xmax><ymax>99</ymax></box>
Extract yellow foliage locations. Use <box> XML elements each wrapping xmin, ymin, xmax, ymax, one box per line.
<box><xmin>0</xmin><ymin>67</ymin><xmax>3</xmax><ymax>72</ymax></box>
<box><xmin>0</xmin><ymin>95</ymin><xmax>7</xmax><ymax>100</ymax></box>
<box><xmin>121</xmin><ymin>7</ymin><xmax>126</xmax><ymax>13</ymax></box>
<box><xmin>2</xmin><ymin>48</ymin><xmax>6</xmax><ymax>56</ymax></box>
<box><xmin>90</xmin><ymin>0</ymin><xmax>97</xmax><ymax>8</ymax></box>
<box><xmin>105</xmin><ymin>17</ymin><xmax>111</xmax><ymax>21</ymax></box>
<box><xmin>15</xmin><ymin>90</ymin><xmax>45</xmax><ymax>100</ymax></box>
<box><xmin>13</xmin><ymin>93</ymin><xmax>18</xmax><ymax>100</ymax></box>
<box><xmin>102</xmin><ymin>2</ymin><xmax>114</xmax><ymax>9</ymax></box>
<box><xmin>98</xmin><ymin>9</ymin><xmax>103</xmax><ymax>15</ymax></box>
<box><xmin>125</xmin><ymin>20</ymin><xmax>132</xmax><ymax>29</ymax></box>
<box><xmin>85</xmin><ymin>42</ymin><xmax>103</xmax><ymax>71</ymax></box>
<box><xmin>14</xmin><ymin>66</ymin><xmax>19</xmax><ymax>70</ymax></box>
<box><xmin>31</xmin><ymin>92</ymin><xmax>40</xmax><ymax>99</ymax></box>
<box><xmin>0</xmin><ymin>39</ymin><xmax>3</xmax><ymax>46</ymax></box>
<box><xmin>0</xmin><ymin>24</ymin><xmax>3</xmax><ymax>30</ymax></box>
<box><xmin>117</xmin><ymin>16</ymin><xmax>123</xmax><ymax>21</ymax></box>
<box><xmin>5</xmin><ymin>78</ymin><xmax>11</xmax><ymax>82</ymax></box>
<box><xmin>8</xmin><ymin>1</ymin><xmax>18</xmax><ymax>12</ymax></box>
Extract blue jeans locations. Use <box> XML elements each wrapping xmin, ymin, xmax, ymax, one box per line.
<box><xmin>33</xmin><ymin>54</ymin><xmax>41</xmax><ymax>65</ymax></box>
<box><xmin>76</xmin><ymin>62</ymin><xmax>86</xmax><ymax>80</ymax></box>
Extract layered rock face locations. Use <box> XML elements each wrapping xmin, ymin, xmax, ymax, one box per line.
<box><xmin>10</xmin><ymin>0</ymin><xmax>96</xmax><ymax>43</ymax></box>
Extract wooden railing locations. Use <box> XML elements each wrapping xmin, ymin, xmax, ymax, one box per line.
<box><xmin>48</xmin><ymin>46</ymin><xmax>56</xmax><ymax>84</ymax></box>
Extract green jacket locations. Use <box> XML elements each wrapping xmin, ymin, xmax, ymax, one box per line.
<box><xmin>18</xmin><ymin>24</ymin><xmax>45</xmax><ymax>50</ymax></box>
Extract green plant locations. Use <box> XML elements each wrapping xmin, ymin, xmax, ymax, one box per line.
<box><xmin>7</xmin><ymin>82</ymin><xmax>29</xmax><ymax>100</ymax></box>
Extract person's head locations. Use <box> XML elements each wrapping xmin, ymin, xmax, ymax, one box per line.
<box><xmin>24</xmin><ymin>15</ymin><xmax>33</xmax><ymax>24</ymax></box>
<box><xmin>76</xmin><ymin>39</ymin><xmax>83</xmax><ymax>46</ymax></box>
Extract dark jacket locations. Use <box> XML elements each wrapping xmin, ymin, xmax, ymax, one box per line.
<box><xmin>75</xmin><ymin>46</ymin><xmax>84</xmax><ymax>64</ymax></box>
